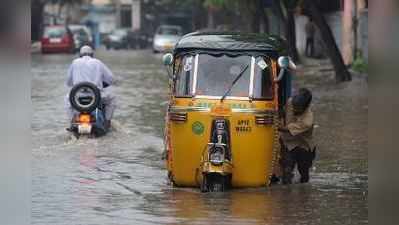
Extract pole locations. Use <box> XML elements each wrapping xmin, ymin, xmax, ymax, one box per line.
<box><xmin>116</xmin><ymin>0</ymin><xmax>121</xmax><ymax>28</ymax></box>
<box><xmin>353</xmin><ymin>0</ymin><xmax>358</xmax><ymax>60</ymax></box>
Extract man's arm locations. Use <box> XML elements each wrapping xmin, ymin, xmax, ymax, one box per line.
<box><xmin>66</xmin><ymin>64</ymin><xmax>73</xmax><ymax>87</ymax></box>
<box><xmin>287</xmin><ymin>112</ymin><xmax>313</xmax><ymax>136</ymax></box>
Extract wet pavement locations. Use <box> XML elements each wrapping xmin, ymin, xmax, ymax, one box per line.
<box><xmin>32</xmin><ymin>50</ymin><xmax>367</xmax><ymax>225</ymax></box>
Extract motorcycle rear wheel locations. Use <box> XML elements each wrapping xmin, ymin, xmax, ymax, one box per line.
<box><xmin>69</xmin><ymin>82</ymin><xmax>101</xmax><ymax>113</ymax></box>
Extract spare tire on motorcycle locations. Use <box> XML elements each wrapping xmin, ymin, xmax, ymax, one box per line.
<box><xmin>69</xmin><ymin>82</ymin><xmax>101</xmax><ymax>113</ymax></box>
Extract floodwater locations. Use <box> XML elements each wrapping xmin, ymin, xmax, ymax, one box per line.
<box><xmin>32</xmin><ymin>50</ymin><xmax>367</xmax><ymax>225</ymax></box>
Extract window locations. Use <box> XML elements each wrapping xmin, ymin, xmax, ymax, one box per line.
<box><xmin>174</xmin><ymin>55</ymin><xmax>194</xmax><ymax>97</ymax></box>
<box><xmin>121</xmin><ymin>5</ymin><xmax>132</xmax><ymax>28</ymax></box>
<box><xmin>196</xmin><ymin>54</ymin><xmax>251</xmax><ymax>98</ymax></box>
<box><xmin>253</xmin><ymin>57</ymin><xmax>273</xmax><ymax>99</ymax></box>
<box><xmin>44</xmin><ymin>27</ymin><xmax>66</xmax><ymax>38</ymax></box>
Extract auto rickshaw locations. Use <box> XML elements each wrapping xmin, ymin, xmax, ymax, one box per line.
<box><xmin>162</xmin><ymin>32</ymin><xmax>294</xmax><ymax>192</ymax></box>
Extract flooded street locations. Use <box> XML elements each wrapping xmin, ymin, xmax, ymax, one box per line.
<box><xmin>32</xmin><ymin>50</ymin><xmax>367</xmax><ymax>225</ymax></box>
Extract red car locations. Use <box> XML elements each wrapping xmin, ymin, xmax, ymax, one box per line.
<box><xmin>41</xmin><ymin>25</ymin><xmax>75</xmax><ymax>54</ymax></box>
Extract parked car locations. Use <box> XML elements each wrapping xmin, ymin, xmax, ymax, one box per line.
<box><xmin>103</xmin><ymin>29</ymin><xmax>129</xmax><ymax>50</ymax></box>
<box><xmin>127</xmin><ymin>30</ymin><xmax>151</xmax><ymax>49</ymax></box>
<box><xmin>69</xmin><ymin>25</ymin><xmax>94</xmax><ymax>51</ymax></box>
<box><xmin>152</xmin><ymin>25</ymin><xmax>183</xmax><ymax>53</ymax></box>
<box><xmin>41</xmin><ymin>25</ymin><xmax>75</xmax><ymax>54</ymax></box>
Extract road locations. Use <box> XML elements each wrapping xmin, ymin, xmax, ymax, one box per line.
<box><xmin>32</xmin><ymin>50</ymin><xmax>368</xmax><ymax>225</ymax></box>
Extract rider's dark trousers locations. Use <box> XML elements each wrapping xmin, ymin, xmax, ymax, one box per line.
<box><xmin>305</xmin><ymin>37</ymin><xmax>314</xmax><ymax>57</ymax></box>
<box><xmin>280</xmin><ymin>146</ymin><xmax>315</xmax><ymax>184</ymax></box>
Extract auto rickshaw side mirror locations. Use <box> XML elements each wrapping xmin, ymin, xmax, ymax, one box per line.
<box><xmin>275</xmin><ymin>56</ymin><xmax>297</xmax><ymax>82</ymax></box>
<box><xmin>278</xmin><ymin>56</ymin><xmax>297</xmax><ymax>70</ymax></box>
<box><xmin>278</xmin><ymin>56</ymin><xmax>290</xmax><ymax>69</ymax></box>
<box><xmin>162</xmin><ymin>53</ymin><xmax>174</xmax><ymax>66</ymax></box>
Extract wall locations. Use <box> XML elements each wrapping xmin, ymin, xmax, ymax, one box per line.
<box><xmin>358</xmin><ymin>9</ymin><xmax>368</xmax><ymax>61</ymax></box>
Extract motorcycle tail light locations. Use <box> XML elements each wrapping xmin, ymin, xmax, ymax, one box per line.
<box><xmin>169</xmin><ymin>112</ymin><xmax>187</xmax><ymax>122</ymax></box>
<box><xmin>79</xmin><ymin>114</ymin><xmax>91</xmax><ymax>124</ymax></box>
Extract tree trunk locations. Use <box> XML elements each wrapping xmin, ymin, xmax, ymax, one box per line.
<box><xmin>192</xmin><ymin>0</ymin><xmax>204</xmax><ymax>30</ymax></box>
<box><xmin>65</xmin><ymin>3</ymin><xmax>71</xmax><ymax>25</ymax></box>
<box><xmin>286</xmin><ymin>9</ymin><xmax>300</xmax><ymax>63</ymax></box>
<box><xmin>272</xmin><ymin>0</ymin><xmax>287</xmax><ymax>28</ymax></box>
<box><xmin>31</xmin><ymin>1</ymin><xmax>46</xmax><ymax>41</ymax></box>
<box><xmin>207</xmin><ymin>7</ymin><xmax>215</xmax><ymax>29</ymax></box>
<box><xmin>258</xmin><ymin>0</ymin><xmax>269</xmax><ymax>33</ymax></box>
<box><xmin>304</xmin><ymin>0</ymin><xmax>352</xmax><ymax>82</ymax></box>
<box><xmin>271</xmin><ymin>0</ymin><xmax>287</xmax><ymax>37</ymax></box>
<box><xmin>252</xmin><ymin>4</ymin><xmax>261</xmax><ymax>33</ymax></box>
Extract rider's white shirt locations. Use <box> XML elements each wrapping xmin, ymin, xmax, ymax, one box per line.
<box><xmin>66</xmin><ymin>56</ymin><xmax>113</xmax><ymax>90</ymax></box>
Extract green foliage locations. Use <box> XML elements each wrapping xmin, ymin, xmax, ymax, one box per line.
<box><xmin>204</xmin><ymin>0</ymin><xmax>227</xmax><ymax>8</ymax></box>
<box><xmin>352</xmin><ymin>53</ymin><xmax>368</xmax><ymax>73</ymax></box>
<box><xmin>283</xmin><ymin>0</ymin><xmax>299</xmax><ymax>9</ymax></box>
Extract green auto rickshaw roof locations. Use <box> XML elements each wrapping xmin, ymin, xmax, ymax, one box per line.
<box><xmin>174</xmin><ymin>32</ymin><xmax>288</xmax><ymax>57</ymax></box>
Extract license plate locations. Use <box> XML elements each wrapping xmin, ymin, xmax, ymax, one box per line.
<box><xmin>50</xmin><ymin>38</ymin><xmax>62</xmax><ymax>43</ymax></box>
<box><xmin>78</xmin><ymin>124</ymin><xmax>92</xmax><ymax>134</ymax></box>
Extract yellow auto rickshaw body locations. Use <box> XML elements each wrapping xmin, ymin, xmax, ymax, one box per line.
<box><xmin>164</xmin><ymin>32</ymin><xmax>288</xmax><ymax>188</ymax></box>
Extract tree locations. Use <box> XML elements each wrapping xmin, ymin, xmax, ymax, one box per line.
<box><xmin>204</xmin><ymin>0</ymin><xmax>225</xmax><ymax>29</ymax></box>
<box><xmin>271</xmin><ymin>0</ymin><xmax>351</xmax><ymax>81</ymax></box>
<box><xmin>204</xmin><ymin>0</ymin><xmax>269</xmax><ymax>33</ymax></box>
<box><xmin>31</xmin><ymin>0</ymin><xmax>47</xmax><ymax>41</ymax></box>
<box><xmin>303</xmin><ymin>0</ymin><xmax>352</xmax><ymax>81</ymax></box>
<box><xmin>282</xmin><ymin>0</ymin><xmax>300</xmax><ymax>63</ymax></box>
<box><xmin>257</xmin><ymin>0</ymin><xmax>270</xmax><ymax>33</ymax></box>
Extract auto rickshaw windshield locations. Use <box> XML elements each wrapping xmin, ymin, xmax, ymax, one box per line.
<box><xmin>196</xmin><ymin>54</ymin><xmax>251</xmax><ymax>97</ymax></box>
<box><xmin>173</xmin><ymin>54</ymin><xmax>274</xmax><ymax>99</ymax></box>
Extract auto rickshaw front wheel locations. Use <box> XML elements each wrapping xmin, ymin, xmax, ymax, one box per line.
<box><xmin>201</xmin><ymin>173</ymin><xmax>231</xmax><ymax>192</ymax></box>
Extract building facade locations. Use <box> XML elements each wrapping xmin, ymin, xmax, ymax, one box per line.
<box><xmin>90</xmin><ymin>0</ymin><xmax>141</xmax><ymax>33</ymax></box>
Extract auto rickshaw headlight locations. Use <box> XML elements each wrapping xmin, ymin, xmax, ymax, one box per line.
<box><xmin>209</xmin><ymin>148</ymin><xmax>224</xmax><ymax>165</ymax></box>
<box><xmin>162</xmin><ymin>53</ymin><xmax>174</xmax><ymax>65</ymax></box>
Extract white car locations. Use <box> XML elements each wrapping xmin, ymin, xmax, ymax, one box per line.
<box><xmin>153</xmin><ymin>25</ymin><xmax>183</xmax><ymax>53</ymax></box>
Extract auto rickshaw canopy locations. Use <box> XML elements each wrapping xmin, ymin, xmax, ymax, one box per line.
<box><xmin>174</xmin><ymin>32</ymin><xmax>288</xmax><ymax>58</ymax></box>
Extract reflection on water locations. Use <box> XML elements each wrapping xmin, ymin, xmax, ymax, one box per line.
<box><xmin>32</xmin><ymin>50</ymin><xmax>367</xmax><ymax>225</ymax></box>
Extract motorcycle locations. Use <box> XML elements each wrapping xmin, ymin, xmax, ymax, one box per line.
<box><xmin>68</xmin><ymin>82</ymin><xmax>109</xmax><ymax>138</ymax></box>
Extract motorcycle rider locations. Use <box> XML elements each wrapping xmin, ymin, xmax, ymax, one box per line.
<box><xmin>65</xmin><ymin>45</ymin><xmax>116</xmax><ymax>129</ymax></box>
